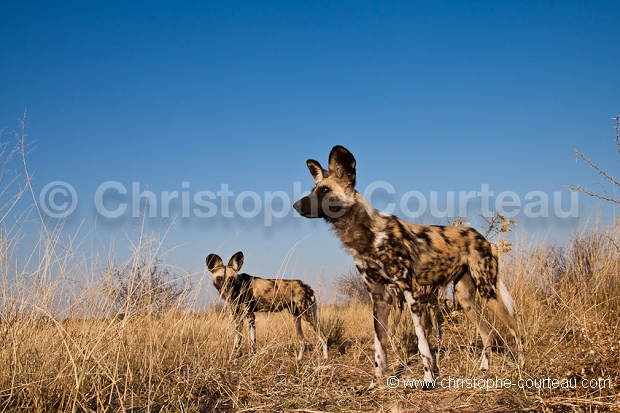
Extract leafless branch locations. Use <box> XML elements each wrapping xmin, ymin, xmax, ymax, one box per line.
<box><xmin>567</xmin><ymin>116</ymin><xmax>620</xmax><ymax>204</ymax></box>
<box><xmin>573</xmin><ymin>150</ymin><xmax>620</xmax><ymax>188</ymax></box>
<box><xmin>565</xmin><ymin>184</ymin><xmax>619</xmax><ymax>204</ymax></box>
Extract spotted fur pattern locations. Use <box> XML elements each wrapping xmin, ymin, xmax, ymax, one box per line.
<box><xmin>293</xmin><ymin>145</ymin><xmax>524</xmax><ymax>385</ymax></box>
<box><xmin>206</xmin><ymin>251</ymin><xmax>328</xmax><ymax>360</ymax></box>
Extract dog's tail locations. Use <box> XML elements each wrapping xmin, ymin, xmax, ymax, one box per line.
<box><xmin>492</xmin><ymin>244</ymin><xmax>515</xmax><ymax>316</ymax></box>
<box><xmin>498</xmin><ymin>279</ymin><xmax>515</xmax><ymax>316</ymax></box>
<box><xmin>312</xmin><ymin>293</ymin><xmax>319</xmax><ymax>324</ymax></box>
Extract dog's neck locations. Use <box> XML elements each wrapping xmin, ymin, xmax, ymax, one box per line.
<box><xmin>216</xmin><ymin>274</ymin><xmax>247</xmax><ymax>302</ymax></box>
<box><xmin>327</xmin><ymin>192</ymin><xmax>382</xmax><ymax>256</ymax></box>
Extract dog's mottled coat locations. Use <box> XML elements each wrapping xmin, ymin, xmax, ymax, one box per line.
<box><xmin>206</xmin><ymin>251</ymin><xmax>328</xmax><ymax>360</ymax></box>
<box><xmin>293</xmin><ymin>145</ymin><xmax>524</xmax><ymax>385</ymax></box>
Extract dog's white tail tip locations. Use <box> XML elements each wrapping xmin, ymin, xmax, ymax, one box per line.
<box><xmin>499</xmin><ymin>279</ymin><xmax>515</xmax><ymax>316</ymax></box>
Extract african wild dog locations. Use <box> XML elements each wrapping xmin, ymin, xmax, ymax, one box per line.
<box><xmin>293</xmin><ymin>145</ymin><xmax>524</xmax><ymax>386</ymax></box>
<box><xmin>206</xmin><ymin>252</ymin><xmax>329</xmax><ymax>360</ymax></box>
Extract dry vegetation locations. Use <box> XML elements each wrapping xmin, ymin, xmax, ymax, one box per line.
<box><xmin>0</xmin><ymin>220</ymin><xmax>618</xmax><ymax>412</ymax></box>
<box><xmin>0</xmin><ymin>117</ymin><xmax>619</xmax><ymax>412</ymax></box>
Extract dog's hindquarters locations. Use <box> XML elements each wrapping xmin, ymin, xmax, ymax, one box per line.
<box><xmin>454</xmin><ymin>255</ymin><xmax>524</xmax><ymax>370</ymax></box>
<box><xmin>487</xmin><ymin>277</ymin><xmax>524</xmax><ymax>367</ymax></box>
<box><xmin>299</xmin><ymin>287</ymin><xmax>328</xmax><ymax>359</ymax></box>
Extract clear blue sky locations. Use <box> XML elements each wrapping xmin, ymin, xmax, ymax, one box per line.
<box><xmin>1</xmin><ymin>1</ymin><xmax>618</xmax><ymax>303</ymax></box>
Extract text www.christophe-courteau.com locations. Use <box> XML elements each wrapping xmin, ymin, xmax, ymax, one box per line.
<box><xmin>38</xmin><ymin>181</ymin><xmax>579</xmax><ymax>223</ymax></box>
<box><xmin>387</xmin><ymin>375</ymin><xmax>614</xmax><ymax>391</ymax></box>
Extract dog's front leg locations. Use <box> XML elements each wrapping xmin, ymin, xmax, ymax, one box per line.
<box><xmin>368</xmin><ymin>282</ymin><xmax>390</xmax><ymax>388</ymax></box>
<box><xmin>248</xmin><ymin>311</ymin><xmax>256</xmax><ymax>354</ymax></box>
<box><xmin>233</xmin><ymin>315</ymin><xmax>244</xmax><ymax>357</ymax></box>
<box><xmin>403</xmin><ymin>290</ymin><xmax>436</xmax><ymax>384</ymax></box>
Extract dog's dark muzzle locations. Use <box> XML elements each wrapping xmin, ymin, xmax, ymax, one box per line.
<box><xmin>294</xmin><ymin>196</ymin><xmax>319</xmax><ymax>218</ymax></box>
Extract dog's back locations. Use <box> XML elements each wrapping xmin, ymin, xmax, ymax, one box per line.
<box><xmin>245</xmin><ymin>276</ymin><xmax>316</xmax><ymax>316</ymax></box>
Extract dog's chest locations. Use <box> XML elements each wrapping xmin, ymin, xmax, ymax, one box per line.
<box><xmin>349</xmin><ymin>233</ymin><xmax>413</xmax><ymax>284</ymax></box>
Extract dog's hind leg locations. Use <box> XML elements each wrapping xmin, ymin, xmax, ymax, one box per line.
<box><xmin>306</xmin><ymin>298</ymin><xmax>329</xmax><ymax>359</ymax></box>
<box><xmin>483</xmin><ymin>281</ymin><xmax>525</xmax><ymax>367</ymax></box>
<box><xmin>453</xmin><ymin>272</ymin><xmax>493</xmax><ymax>370</ymax></box>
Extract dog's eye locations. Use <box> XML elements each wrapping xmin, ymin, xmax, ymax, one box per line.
<box><xmin>320</xmin><ymin>186</ymin><xmax>329</xmax><ymax>194</ymax></box>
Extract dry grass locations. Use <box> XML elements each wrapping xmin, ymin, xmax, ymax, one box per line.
<box><xmin>1</xmin><ymin>220</ymin><xmax>619</xmax><ymax>412</ymax></box>
<box><xmin>2</xmin><ymin>116</ymin><xmax>618</xmax><ymax>412</ymax></box>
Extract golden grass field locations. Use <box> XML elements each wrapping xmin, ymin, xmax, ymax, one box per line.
<box><xmin>1</xmin><ymin>219</ymin><xmax>619</xmax><ymax>412</ymax></box>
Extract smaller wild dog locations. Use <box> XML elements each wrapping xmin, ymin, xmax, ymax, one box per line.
<box><xmin>206</xmin><ymin>252</ymin><xmax>329</xmax><ymax>360</ymax></box>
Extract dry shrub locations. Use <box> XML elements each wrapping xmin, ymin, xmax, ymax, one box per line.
<box><xmin>333</xmin><ymin>267</ymin><xmax>371</xmax><ymax>305</ymax></box>
<box><xmin>103</xmin><ymin>235</ymin><xmax>192</xmax><ymax>317</ymax></box>
<box><xmin>500</xmin><ymin>219</ymin><xmax>620</xmax><ymax>410</ymax></box>
<box><xmin>318</xmin><ymin>304</ymin><xmax>346</xmax><ymax>347</ymax></box>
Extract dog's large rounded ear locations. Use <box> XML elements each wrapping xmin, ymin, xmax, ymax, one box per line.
<box><xmin>328</xmin><ymin>145</ymin><xmax>356</xmax><ymax>186</ymax></box>
<box><xmin>206</xmin><ymin>254</ymin><xmax>223</xmax><ymax>271</ymax></box>
<box><xmin>306</xmin><ymin>159</ymin><xmax>326</xmax><ymax>183</ymax></box>
<box><xmin>228</xmin><ymin>251</ymin><xmax>244</xmax><ymax>271</ymax></box>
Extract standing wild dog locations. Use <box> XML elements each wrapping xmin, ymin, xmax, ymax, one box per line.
<box><xmin>206</xmin><ymin>252</ymin><xmax>329</xmax><ymax>360</ymax></box>
<box><xmin>293</xmin><ymin>145</ymin><xmax>524</xmax><ymax>386</ymax></box>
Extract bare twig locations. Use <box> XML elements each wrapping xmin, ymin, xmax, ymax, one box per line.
<box><xmin>573</xmin><ymin>149</ymin><xmax>620</xmax><ymax>188</ymax></box>
<box><xmin>567</xmin><ymin>116</ymin><xmax>620</xmax><ymax>204</ymax></box>
<box><xmin>614</xmin><ymin>114</ymin><xmax>619</xmax><ymax>153</ymax></box>
<box><xmin>565</xmin><ymin>184</ymin><xmax>620</xmax><ymax>204</ymax></box>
